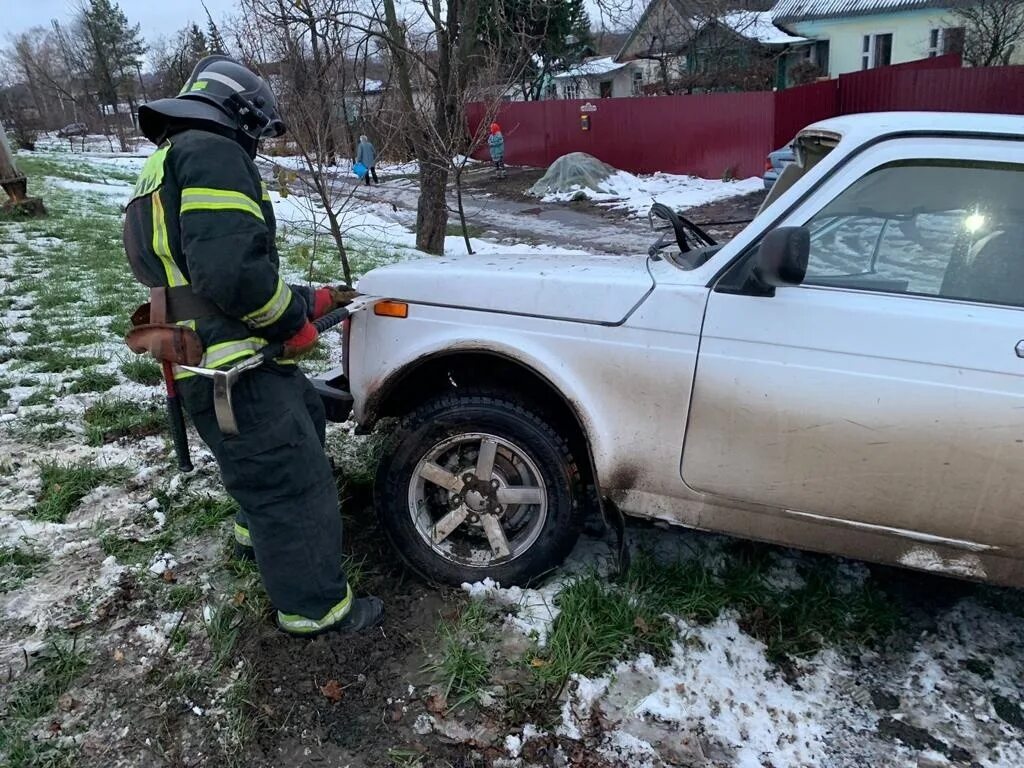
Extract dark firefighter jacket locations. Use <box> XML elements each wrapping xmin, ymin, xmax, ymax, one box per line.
<box><xmin>123</xmin><ymin>128</ymin><xmax>311</xmax><ymax>378</ymax></box>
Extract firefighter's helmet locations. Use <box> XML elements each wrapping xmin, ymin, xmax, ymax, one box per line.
<box><xmin>139</xmin><ymin>56</ymin><xmax>286</xmax><ymax>144</ymax></box>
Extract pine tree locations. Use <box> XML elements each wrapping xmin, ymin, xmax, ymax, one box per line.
<box><xmin>78</xmin><ymin>0</ymin><xmax>145</xmax><ymax>113</ymax></box>
<box><xmin>187</xmin><ymin>23</ymin><xmax>209</xmax><ymax>62</ymax></box>
<box><xmin>204</xmin><ymin>5</ymin><xmax>229</xmax><ymax>55</ymax></box>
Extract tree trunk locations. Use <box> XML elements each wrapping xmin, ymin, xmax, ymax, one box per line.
<box><xmin>453</xmin><ymin>166</ymin><xmax>473</xmax><ymax>255</ymax></box>
<box><xmin>416</xmin><ymin>159</ymin><xmax>448</xmax><ymax>255</ymax></box>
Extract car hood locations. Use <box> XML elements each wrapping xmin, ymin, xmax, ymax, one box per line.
<box><xmin>358</xmin><ymin>252</ymin><xmax>654</xmax><ymax>324</ymax></box>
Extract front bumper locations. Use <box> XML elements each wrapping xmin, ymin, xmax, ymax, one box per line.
<box><xmin>310</xmin><ymin>366</ymin><xmax>354</xmax><ymax>423</ymax></box>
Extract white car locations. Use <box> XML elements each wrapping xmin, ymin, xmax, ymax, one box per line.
<box><xmin>319</xmin><ymin>112</ymin><xmax>1024</xmax><ymax>588</ymax></box>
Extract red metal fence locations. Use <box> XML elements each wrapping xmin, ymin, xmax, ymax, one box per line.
<box><xmin>467</xmin><ymin>57</ymin><xmax>1024</xmax><ymax>179</ymax></box>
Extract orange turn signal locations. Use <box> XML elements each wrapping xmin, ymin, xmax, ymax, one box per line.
<box><xmin>374</xmin><ymin>300</ymin><xmax>409</xmax><ymax>318</ymax></box>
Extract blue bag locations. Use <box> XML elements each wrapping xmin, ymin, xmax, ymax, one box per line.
<box><xmin>353</xmin><ymin>162</ymin><xmax>368</xmax><ymax>179</ymax></box>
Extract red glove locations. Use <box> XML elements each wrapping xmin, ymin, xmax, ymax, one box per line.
<box><xmin>312</xmin><ymin>286</ymin><xmax>359</xmax><ymax>319</ymax></box>
<box><xmin>282</xmin><ymin>320</ymin><xmax>318</xmax><ymax>359</ymax></box>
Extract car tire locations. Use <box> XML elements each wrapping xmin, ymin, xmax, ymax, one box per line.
<box><xmin>374</xmin><ymin>390</ymin><xmax>582</xmax><ymax>587</ymax></box>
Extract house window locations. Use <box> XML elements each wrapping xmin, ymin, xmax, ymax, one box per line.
<box><xmin>862</xmin><ymin>33</ymin><xmax>893</xmax><ymax>70</ymax></box>
<box><xmin>599</xmin><ymin>80</ymin><xmax>613</xmax><ymax>98</ymax></box>
<box><xmin>563</xmin><ymin>81</ymin><xmax>581</xmax><ymax>100</ymax></box>
<box><xmin>632</xmin><ymin>70</ymin><xmax>644</xmax><ymax>95</ymax></box>
<box><xmin>814</xmin><ymin>40</ymin><xmax>831</xmax><ymax>73</ymax></box>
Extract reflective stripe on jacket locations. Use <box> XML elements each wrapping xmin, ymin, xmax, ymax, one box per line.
<box><xmin>123</xmin><ymin>128</ymin><xmax>312</xmax><ymax>376</ymax></box>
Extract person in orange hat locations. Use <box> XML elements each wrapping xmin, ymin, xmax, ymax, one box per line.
<box><xmin>488</xmin><ymin>122</ymin><xmax>506</xmax><ymax>179</ymax></box>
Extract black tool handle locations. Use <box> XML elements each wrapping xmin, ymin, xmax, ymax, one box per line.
<box><xmin>261</xmin><ymin>306</ymin><xmax>352</xmax><ymax>362</ymax></box>
<box><xmin>162</xmin><ymin>361</ymin><xmax>194</xmax><ymax>473</ymax></box>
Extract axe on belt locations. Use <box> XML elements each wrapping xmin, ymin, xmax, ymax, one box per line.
<box><xmin>177</xmin><ymin>298</ymin><xmax>374</xmax><ymax>437</ymax></box>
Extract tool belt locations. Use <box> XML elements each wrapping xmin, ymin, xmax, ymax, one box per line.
<box><xmin>124</xmin><ymin>286</ymin><xmax>221</xmax><ymax>366</ymax></box>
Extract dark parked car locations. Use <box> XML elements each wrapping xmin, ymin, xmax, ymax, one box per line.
<box><xmin>763</xmin><ymin>144</ymin><xmax>795</xmax><ymax>190</ymax></box>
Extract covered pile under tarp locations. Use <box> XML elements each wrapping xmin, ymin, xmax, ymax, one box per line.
<box><xmin>527</xmin><ymin>152</ymin><xmax>620</xmax><ymax>199</ymax></box>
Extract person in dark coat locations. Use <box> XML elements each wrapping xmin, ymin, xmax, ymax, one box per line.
<box><xmin>123</xmin><ymin>56</ymin><xmax>383</xmax><ymax>637</ymax></box>
<box><xmin>355</xmin><ymin>135</ymin><xmax>379</xmax><ymax>185</ymax></box>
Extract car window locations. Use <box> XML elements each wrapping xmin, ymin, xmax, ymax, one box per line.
<box><xmin>803</xmin><ymin>160</ymin><xmax>1024</xmax><ymax>307</ymax></box>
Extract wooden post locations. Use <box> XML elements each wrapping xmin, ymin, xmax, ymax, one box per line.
<box><xmin>0</xmin><ymin>123</ymin><xmax>46</xmax><ymax>217</ymax></box>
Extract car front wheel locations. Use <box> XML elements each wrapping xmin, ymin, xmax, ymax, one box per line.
<box><xmin>374</xmin><ymin>391</ymin><xmax>582</xmax><ymax>586</ymax></box>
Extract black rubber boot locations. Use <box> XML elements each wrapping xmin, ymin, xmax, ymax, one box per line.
<box><xmin>232</xmin><ymin>541</ymin><xmax>256</xmax><ymax>562</ymax></box>
<box><xmin>277</xmin><ymin>596</ymin><xmax>385</xmax><ymax>638</ymax></box>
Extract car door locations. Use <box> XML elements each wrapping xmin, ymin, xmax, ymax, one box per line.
<box><xmin>683</xmin><ymin>137</ymin><xmax>1024</xmax><ymax>550</ymax></box>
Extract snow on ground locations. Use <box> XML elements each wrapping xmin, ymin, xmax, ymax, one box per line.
<box><xmin>262</xmin><ymin>153</ymin><xmax>421</xmax><ymax>177</ymax></box>
<box><xmin>535</xmin><ymin>168</ymin><xmax>763</xmax><ymax>218</ymax></box>
<box><xmin>267</xmin><ymin>183</ymin><xmax>592</xmax><ymax>260</ymax></box>
<box><xmin>464</xmin><ymin>527</ymin><xmax>1024</xmax><ymax>768</ymax></box>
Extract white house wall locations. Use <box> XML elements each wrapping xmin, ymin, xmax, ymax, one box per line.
<box><xmin>786</xmin><ymin>9</ymin><xmax>1016</xmax><ymax>75</ymax></box>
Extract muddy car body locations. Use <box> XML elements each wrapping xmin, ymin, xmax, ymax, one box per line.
<box><xmin>320</xmin><ymin>112</ymin><xmax>1024</xmax><ymax>587</ymax></box>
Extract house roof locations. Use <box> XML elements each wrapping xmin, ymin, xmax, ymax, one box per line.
<box><xmin>772</xmin><ymin>0</ymin><xmax>950</xmax><ymax>23</ymax></box>
<box><xmin>617</xmin><ymin>0</ymin><xmax>806</xmax><ymax>60</ymax></box>
<box><xmin>719</xmin><ymin>11</ymin><xmax>808</xmax><ymax>44</ymax></box>
<box><xmin>551</xmin><ymin>56</ymin><xmax>628</xmax><ymax>80</ymax></box>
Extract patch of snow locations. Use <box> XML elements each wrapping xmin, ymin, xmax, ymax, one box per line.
<box><xmin>504</xmin><ymin>733</ymin><xmax>522</xmax><ymax>757</ymax></box>
<box><xmin>534</xmin><ymin>165</ymin><xmax>762</xmax><ymax>218</ymax></box>
<box><xmin>148</xmin><ymin>552</ymin><xmax>178</xmax><ymax>577</ymax></box>
<box><xmin>719</xmin><ymin>11</ymin><xmax>807</xmax><ymax>45</ymax></box>
<box><xmin>551</xmin><ymin>56</ymin><xmax>626</xmax><ymax>80</ymax></box>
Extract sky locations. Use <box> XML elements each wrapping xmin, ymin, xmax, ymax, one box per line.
<box><xmin>3</xmin><ymin>0</ymin><xmax>240</xmax><ymax>42</ymax></box>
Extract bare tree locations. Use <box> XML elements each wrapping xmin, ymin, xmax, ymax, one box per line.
<box><xmin>233</xmin><ymin>0</ymin><xmax>388</xmax><ymax>284</ymax></box>
<box><xmin>953</xmin><ymin>0</ymin><xmax>1024</xmax><ymax>67</ymax></box>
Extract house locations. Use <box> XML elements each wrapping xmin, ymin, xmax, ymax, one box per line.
<box><xmin>545</xmin><ymin>56</ymin><xmax>656</xmax><ymax>99</ymax></box>
<box><xmin>771</xmin><ymin>0</ymin><xmax>1023</xmax><ymax>76</ymax></box>
<box><xmin>616</xmin><ymin>1</ymin><xmax>812</xmax><ymax>92</ymax></box>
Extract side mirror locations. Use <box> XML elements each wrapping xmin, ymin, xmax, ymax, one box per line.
<box><xmin>752</xmin><ymin>226</ymin><xmax>809</xmax><ymax>292</ymax></box>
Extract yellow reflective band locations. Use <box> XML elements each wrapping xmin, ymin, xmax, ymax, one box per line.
<box><xmin>151</xmin><ymin>191</ymin><xmax>188</xmax><ymax>287</ymax></box>
<box><xmin>234</xmin><ymin>522</ymin><xmax>252</xmax><ymax>547</ymax></box>
<box><xmin>261</xmin><ymin>181</ymin><xmax>271</xmax><ymax>202</ymax></box>
<box><xmin>173</xmin><ymin>336</ymin><xmax>267</xmax><ymax>380</ymax></box>
<box><xmin>277</xmin><ymin>585</ymin><xmax>353</xmax><ymax>634</ymax></box>
<box><xmin>180</xmin><ymin>187</ymin><xmax>265</xmax><ymax>221</ymax></box>
<box><xmin>242</xmin><ymin>278</ymin><xmax>292</xmax><ymax>329</ymax></box>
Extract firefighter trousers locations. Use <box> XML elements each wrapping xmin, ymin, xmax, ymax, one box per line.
<box><xmin>178</xmin><ymin>364</ymin><xmax>347</xmax><ymax>621</ymax></box>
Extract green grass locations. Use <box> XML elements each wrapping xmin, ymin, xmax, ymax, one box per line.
<box><xmin>19</xmin><ymin>386</ymin><xmax>57</xmax><ymax>407</ymax></box>
<box><xmin>0</xmin><ymin>388</ymin><xmax>9</xmax><ymax>409</ymax></box>
<box><xmin>0</xmin><ymin>545</ymin><xmax>48</xmax><ymax>593</ymax></box>
<box><xmin>425</xmin><ymin>600</ymin><xmax>496</xmax><ymax>710</ymax></box>
<box><xmin>120</xmin><ymin>357</ymin><xmax>162</xmax><ymax>386</ymax></box>
<box><xmin>204</xmin><ymin>602</ymin><xmax>244</xmax><ymax>672</ymax></box>
<box><xmin>83</xmin><ymin>399</ymin><xmax>164</xmax><ymax>445</ymax></box>
<box><xmin>99</xmin><ymin>494</ymin><xmax>238</xmax><ymax>566</ymax></box>
<box><xmin>32</xmin><ymin>461</ymin><xmax>123</xmax><ymax>523</ymax></box>
<box><xmin>446</xmin><ymin>222</ymin><xmax>487</xmax><ymax>239</ymax></box>
<box><xmin>0</xmin><ymin>637</ymin><xmax>88</xmax><ymax>768</ymax></box>
<box><xmin>16</xmin><ymin>346</ymin><xmax>104</xmax><ymax>374</ymax></box>
<box><xmin>99</xmin><ymin>530</ymin><xmax>175</xmax><ymax>565</ymax></box>
<box><xmin>68</xmin><ymin>370</ymin><xmax>118</xmax><ymax>395</ymax></box>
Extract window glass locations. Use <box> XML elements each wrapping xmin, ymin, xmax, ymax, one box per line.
<box><xmin>803</xmin><ymin>160</ymin><xmax>1024</xmax><ymax>307</ymax></box>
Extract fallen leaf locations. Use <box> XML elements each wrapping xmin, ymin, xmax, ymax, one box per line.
<box><xmin>113</xmin><ymin>648</ymin><xmax>125</xmax><ymax>662</ymax></box>
<box><xmin>161</xmin><ymin>570</ymin><xmax>176</xmax><ymax>583</ymax></box>
<box><xmin>48</xmin><ymin>721</ymin><xmax>62</xmax><ymax>734</ymax></box>
<box><xmin>529</xmin><ymin>658</ymin><xmax>548</xmax><ymax>668</ymax></box>
<box><xmin>57</xmin><ymin>693</ymin><xmax>76</xmax><ymax>712</ymax></box>
<box><xmin>320</xmin><ymin>679</ymin><xmax>344</xmax><ymax>703</ymax></box>
<box><xmin>634</xmin><ymin>615</ymin><xmax>651</xmax><ymax>634</ymax></box>
<box><xmin>424</xmin><ymin>692</ymin><xmax>447</xmax><ymax>714</ymax></box>
<box><xmin>231</xmin><ymin>591</ymin><xmax>246</xmax><ymax>607</ymax></box>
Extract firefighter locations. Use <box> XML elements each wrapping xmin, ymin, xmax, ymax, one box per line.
<box><xmin>123</xmin><ymin>56</ymin><xmax>383</xmax><ymax>636</ymax></box>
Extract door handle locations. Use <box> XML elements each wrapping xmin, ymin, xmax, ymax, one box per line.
<box><xmin>1016</xmin><ymin>340</ymin><xmax>1024</xmax><ymax>358</ymax></box>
